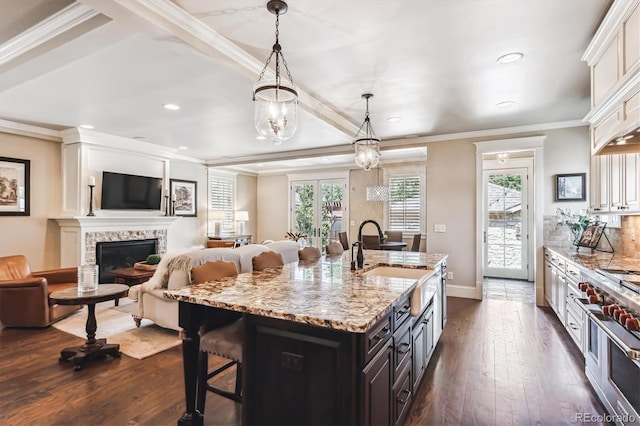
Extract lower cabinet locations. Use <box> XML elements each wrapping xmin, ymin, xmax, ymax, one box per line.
<box><xmin>362</xmin><ymin>344</ymin><xmax>393</xmax><ymax>426</ymax></box>
<box><xmin>412</xmin><ymin>303</ymin><xmax>434</xmax><ymax>390</ymax></box>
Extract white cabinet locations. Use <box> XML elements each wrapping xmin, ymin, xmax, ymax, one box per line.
<box><xmin>590</xmin><ymin>152</ymin><xmax>640</xmax><ymax>213</ymax></box>
<box><xmin>583</xmin><ymin>0</ymin><xmax>640</xmax><ymax>155</ymax></box>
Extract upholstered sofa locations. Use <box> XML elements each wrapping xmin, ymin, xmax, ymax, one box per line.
<box><xmin>128</xmin><ymin>241</ymin><xmax>300</xmax><ymax>331</ymax></box>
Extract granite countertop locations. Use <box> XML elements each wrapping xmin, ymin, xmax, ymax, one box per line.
<box><xmin>164</xmin><ymin>250</ymin><xmax>448</xmax><ymax>333</ymax></box>
<box><xmin>545</xmin><ymin>246</ymin><xmax>640</xmax><ymax>272</ymax></box>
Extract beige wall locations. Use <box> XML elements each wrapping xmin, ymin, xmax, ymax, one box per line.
<box><xmin>0</xmin><ymin>133</ymin><xmax>62</xmax><ymax>270</ymax></box>
<box><xmin>235</xmin><ymin>173</ymin><xmax>258</xmax><ymax>241</ymax></box>
<box><xmin>543</xmin><ymin>126</ymin><xmax>590</xmax><ymax>215</ymax></box>
<box><xmin>256</xmin><ymin>174</ymin><xmax>288</xmax><ymax>243</ymax></box>
<box><xmin>348</xmin><ymin>168</ymin><xmax>384</xmax><ymax>240</ymax></box>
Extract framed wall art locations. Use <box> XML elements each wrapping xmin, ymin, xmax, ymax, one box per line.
<box><xmin>0</xmin><ymin>157</ymin><xmax>30</xmax><ymax>216</ymax></box>
<box><xmin>170</xmin><ymin>179</ymin><xmax>197</xmax><ymax>217</ymax></box>
<box><xmin>555</xmin><ymin>173</ymin><xmax>586</xmax><ymax>202</ymax></box>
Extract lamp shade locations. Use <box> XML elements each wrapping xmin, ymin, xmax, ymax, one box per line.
<box><xmin>211</xmin><ymin>210</ymin><xmax>225</xmax><ymax>220</ymax></box>
<box><xmin>235</xmin><ymin>211</ymin><xmax>249</xmax><ymax>222</ymax></box>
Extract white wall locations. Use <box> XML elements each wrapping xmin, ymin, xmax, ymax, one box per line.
<box><xmin>167</xmin><ymin>160</ymin><xmax>208</xmax><ymax>250</ymax></box>
<box><xmin>0</xmin><ymin>133</ymin><xmax>62</xmax><ymax>269</ymax></box>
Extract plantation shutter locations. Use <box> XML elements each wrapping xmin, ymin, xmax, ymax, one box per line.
<box><xmin>209</xmin><ymin>176</ymin><xmax>235</xmax><ymax>230</ymax></box>
<box><xmin>388</xmin><ymin>175</ymin><xmax>421</xmax><ymax>232</ymax></box>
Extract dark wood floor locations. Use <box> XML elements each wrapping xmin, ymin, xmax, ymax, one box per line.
<box><xmin>0</xmin><ymin>297</ymin><xmax>608</xmax><ymax>426</ymax></box>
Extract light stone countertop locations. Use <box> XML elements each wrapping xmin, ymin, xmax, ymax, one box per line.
<box><xmin>164</xmin><ymin>250</ymin><xmax>448</xmax><ymax>333</ymax></box>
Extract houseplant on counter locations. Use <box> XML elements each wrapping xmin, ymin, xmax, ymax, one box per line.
<box><xmin>555</xmin><ymin>208</ymin><xmax>592</xmax><ymax>245</ymax></box>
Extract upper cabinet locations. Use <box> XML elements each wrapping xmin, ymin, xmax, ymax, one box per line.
<box><xmin>583</xmin><ymin>0</ymin><xmax>640</xmax><ymax>155</ymax></box>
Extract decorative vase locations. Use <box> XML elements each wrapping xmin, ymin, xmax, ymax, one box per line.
<box><xmin>78</xmin><ymin>264</ymin><xmax>98</xmax><ymax>293</ymax></box>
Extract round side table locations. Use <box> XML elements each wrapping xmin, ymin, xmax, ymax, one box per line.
<box><xmin>50</xmin><ymin>284</ymin><xmax>129</xmax><ymax>371</ymax></box>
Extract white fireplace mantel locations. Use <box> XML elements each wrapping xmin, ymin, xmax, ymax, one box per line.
<box><xmin>53</xmin><ymin>216</ymin><xmax>178</xmax><ymax>267</ymax></box>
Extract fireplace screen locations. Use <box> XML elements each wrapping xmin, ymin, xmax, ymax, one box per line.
<box><xmin>96</xmin><ymin>239</ymin><xmax>158</xmax><ymax>283</ymax></box>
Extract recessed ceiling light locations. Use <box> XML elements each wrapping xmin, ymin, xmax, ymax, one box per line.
<box><xmin>162</xmin><ymin>103</ymin><xmax>181</xmax><ymax>110</ymax></box>
<box><xmin>497</xmin><ymin>101</ymin><xmax>514</xmax><ymax>108</ymax></box>
<box><xmin>404</xmin><ymin>134</ymin><xmax>419</xmax><ymax>139</ymax></box>
<box><xmin>387</xmin><ymin>117</ymin><xmax>402</xmax><ymax>122</ymax></box>
<box><xmin>256</xmin><ymin>135</ymin><xmax>266</xmax><ymax>140</ymax></box>
<box><xmin>497</xmin><ymin>52</ymin><xmax>524</xmax><ymax>64</ymax></box>
<box><xmin>79</xmin><ymin>124</ymin><xmax>94</xmax><ymax>129</ymax></box>
<box><xmin>622</xmin><ymin>134</ymin><xmax>634</xmax><ymax>140</ymax></box>
<box><xmin>133</xmin><ymin>136</ymin><xmax>148</xmax><ymax>141</ymax></box>
<box><xmin>256</xmin><ymin>164</ymin><xmax>264</xmax><ymax>167</ymax></box>
<box><xmin>178</xmin><ymin>146</ymin><xmax>189</xmax><ymax>150</ymax></box>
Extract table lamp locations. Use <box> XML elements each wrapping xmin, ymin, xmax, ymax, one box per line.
<box><xmin>210</xmin><ymin>210</ymin><xmax>225</xmax><ymax>236</ymax></box>
<box><xmin>235</xmin><ymin>210</ymin><xmax>249</xmax><ymax>235</ymax></box>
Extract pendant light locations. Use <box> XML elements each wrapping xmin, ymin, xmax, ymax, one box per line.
<box><xmin>253</xmin><ymin>0</ymin><xmax>298</xmax><ymax>146</ymax></box>
<box><xmin>353</xmin><ymin>93</ymin><xmax>380</xmax><ymax>171</ymax></box>
<box><xmin>366</xmin><ymin>165</ymin><xmax>389</xmax><ymax>202</ymax></box>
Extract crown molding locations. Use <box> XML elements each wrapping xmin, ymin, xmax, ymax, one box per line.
<box><xmin>582</xmin><ymin>0</ymin><xmax>639</xmax><ymax>65</ymax></box>
<box><xmin>0</xmin><ymin>119</ymin><xmax>62</xmax><ymax>141</ymax></box>
<box><xmin>113</xmin><ymin>0</ymin><xmax>359</xmax><ymax>138</ymax></box>
<box><xmin>0</xmin><ymin>2</ymin><xmax>100</xmax><ymax>66</ymax></box>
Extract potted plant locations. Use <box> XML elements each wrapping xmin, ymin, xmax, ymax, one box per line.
<box><xmin>555</xmin><ymin>208</ymin><xmax>592</xmax><ymax>244</ymax></box>
<box><xmin>134</xmin><ymin>254</ymin><xmax>162</xmax><ymax>271</ymax></box>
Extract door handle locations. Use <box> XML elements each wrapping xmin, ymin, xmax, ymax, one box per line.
<box><xmin>483</xmin><ymin>231</ymin><xmax>487</xmax><ymax>243</ymax></box>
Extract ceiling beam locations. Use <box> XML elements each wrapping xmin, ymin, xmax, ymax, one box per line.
<box><xmin>111</xmin><ymin>0</ymin><xmax>360</xmax><ymax>138</ymax></box>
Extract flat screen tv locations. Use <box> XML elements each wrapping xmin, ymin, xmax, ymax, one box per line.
<box><xmin>101</xmin><ymin>171</ymin><xmax>162</xmax><ymax>210</ymax></box>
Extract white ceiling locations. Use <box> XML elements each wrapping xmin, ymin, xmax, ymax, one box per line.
<box><xmin>0</xmin><ymin>0</ymin><xmax>611</xmax><ymax>173</ymax></box>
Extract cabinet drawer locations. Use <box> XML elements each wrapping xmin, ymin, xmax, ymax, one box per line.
<box><xmin>365</xmin><ymin>313</ymin><xmax>392</xmax><ymax>364</ymax></box>
<box><xmin>393</xmin><ymin>296</ymin><xmax>411</xmax><ymax>331</ymax></box>
<box><xmin>565</xmin><ymin>307</ymin><xmax>584</xmax><ymax>352</ymax></box>
<box><xmin>392</xmin><ymin>363</ymin><xmax>412</xmax><ymax>426</ymax></box>
<box><xmin>566</xmin><ymin>264</ymin><xmax>581</xmax><ymax>283</ymax></box>
<box><xmin>393</xmin><ymin>320</ymin><xmax>412</xmax><ymax>384</ymax></box>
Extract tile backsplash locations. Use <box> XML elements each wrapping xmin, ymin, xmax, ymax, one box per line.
<box><xmin>544</xmin><ymin>214</ymin><xmax>640</xmax><ymax>259</ymax></box>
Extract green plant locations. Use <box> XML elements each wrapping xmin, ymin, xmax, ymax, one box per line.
<box><xmin>555</xmin><ymin>208</ymin><xmax>592</xmax><ymax>236</ymax></box>
<box><xmin>146</xmin><ymin>253</ymin><xmax>162</xmax><ymax>265</ymax></box>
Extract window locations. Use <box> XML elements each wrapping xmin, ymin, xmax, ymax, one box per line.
<box><xmin>209</xmin><ymin>174</ymin><xmax>235</xmax><ymax>231</ymax></box>
<box><xmin>388</xmin><ymin>175</ymin><xmax>422</xmax><ymax>232</ymax></box>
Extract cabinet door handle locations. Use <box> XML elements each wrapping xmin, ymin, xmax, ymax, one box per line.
<box><xmin>397</xmin><ymin>306</ymin><xmax>410</xmax><ymax>317</ymax></box>
<box><xmin>396</xmin><ymin>342</ymin><xmax>410</xmax><ymax>354</ymax></box>
<box><xmin>372</xmin><ymin>327</ymin><xmax>390</xmax><ymax>341</ymax></box>
<box><xmin>396</xmin><ymin>389</ymin><xmax>411</xmax><ymax>404</ymax></box>
<box><xmin>568</xmin><ymin>323</ymin><xmax>580</xmax><ymax>331</ymax></box>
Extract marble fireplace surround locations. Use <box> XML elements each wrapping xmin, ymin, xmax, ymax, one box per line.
<box><xmin>53</xmin><ymin>217</ymin><xmax>177</xmax><ymax>267</ymax></box>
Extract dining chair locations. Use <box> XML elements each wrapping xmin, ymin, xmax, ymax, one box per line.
<box><xmin>411</xmin><ymin>234</ymin><xmax>422</xmax><ymax>252</ymax></box>
<box><xmin>361</xmin><ymin>235</ymin><xmax>381</xmax><ymax>250</ymax></box>
<box><xmin>338</xmin><ymin>232</ymin><xmax>349</xmax><ymax>251</ymax></box>
<box><xmin>325</xmin><ymin>241</ymin><xmax>344</xmax><ymax>257</ymax></box>
<box><xmin>193</xmin><ymin>260</ymin><xmax>243</xmax><ymax>412</ymax></box>
<box><xmin>252</xmin><ymin>251</ymin><xmax>285</xmax><ymax>271</ymax></box>
<box><xmin>298</xmin><ymin>246</ymin><xmax>321</xmax><ymax>262</ymax></box>
<box><xmin>385</xmin><ymin>230</ymin><xmax>403</xmax><ymax>242</ymax></box>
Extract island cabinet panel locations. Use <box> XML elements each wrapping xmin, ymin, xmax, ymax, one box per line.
<box><xmin>362</xmin><ymin>343</ymin><xmax>393</xmax><ymax>426</ymax></box>
<box><xmin>412</xmin><ymin>302</ymin><xmax>435</xmax><ymax>390</ymax></box>
<box><xmin>243</xmin><ymin>315</ymin><xmax>359</xmax><ymax>426</ymax></box>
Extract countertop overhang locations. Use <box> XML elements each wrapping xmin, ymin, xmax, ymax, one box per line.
<box><xmin>164</xmin><ymin>250</ymin><xmax>448</xmax><ymax>333</ymax></box>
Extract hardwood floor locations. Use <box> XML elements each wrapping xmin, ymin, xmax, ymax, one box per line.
<box><xmin>0</xmin><ymin>297</ymin><xmax>608</xmax><ymax>425</ymax></box>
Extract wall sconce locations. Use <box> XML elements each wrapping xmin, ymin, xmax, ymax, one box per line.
<box><xmin>235</xmin><ymin>211</ymin><xmax>249</xmax><ymax>235</ymax></box>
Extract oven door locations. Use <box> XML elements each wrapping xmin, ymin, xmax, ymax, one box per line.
<box><xmin>585</xmin><ymin>315</ymin><xmax>605</xmax><ymax>397</ymax></box>
<box><xmin>603</xmin><ymin>336</ymin><xmax>640</xmax><ymax>425</ymax></box>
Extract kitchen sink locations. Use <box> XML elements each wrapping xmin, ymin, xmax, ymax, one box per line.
<box><xmin>362</xmin><ymin>266</ymin><xmax>430</xmax><ymax>280</ymax></box>
<box><xmin>362</xmin><ymin>266</ymin><xmax>435</xmax><ymax>316</ymax></box>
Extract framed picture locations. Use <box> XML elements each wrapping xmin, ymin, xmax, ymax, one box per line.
<box><xmin>555</xmin><ymin>173</ymin><xmax>586</xmax><ymax>201</ymax></box>
<box><xmin>0</xmin><ymin>157</ymin><xmax>30</xmax><ymax>216</ymax></box>
<box><xmin>170</xmin><ymin>179</ymin><xmax>197</xmax><ymax>217</ymax></box>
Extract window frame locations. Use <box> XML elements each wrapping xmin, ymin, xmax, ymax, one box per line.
<box><xmin>384</xmin><ymin>165</ymin><xmax>425</xmax><ymax>234</ymax></box>
<box><xmin>208</xmin><ymin>171</ymin><xmax>236</xmax><ymax>233</ymax></box>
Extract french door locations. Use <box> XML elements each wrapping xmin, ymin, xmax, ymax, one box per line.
<box><xmin>291</xmin><ymin>179</ymin><xmax>346</xmax><ymax>253</ymax></box>
<box><xmin>483</xmin><ymin>167</ymin><xmax>529</xmax><ymax>279</ymax></box>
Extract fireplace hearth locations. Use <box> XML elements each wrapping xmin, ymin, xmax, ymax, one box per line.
<box><xmin>96</xmin><ymin>239</ymin><xmax>158</xmax><ymax>283</ymax></box>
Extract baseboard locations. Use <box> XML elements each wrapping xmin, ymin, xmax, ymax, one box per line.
<box><xmin>446</xmin><ymin>283</ymin><xmax>481</xmax><ymax>300</ymax></box>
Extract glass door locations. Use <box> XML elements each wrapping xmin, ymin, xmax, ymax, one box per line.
<box><xmin>291</xmin><ymin>180</ymin><xmax>346</xmax><ymax>253</ymax></box>
<box><xmin>483</xmin><ymin>168</ymin><xmax>528</xmax><ymax>279</ymax></box>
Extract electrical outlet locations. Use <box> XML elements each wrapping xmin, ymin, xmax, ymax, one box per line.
<box><xmin>447</xmin><ymin>271</ymin><xmax>453</xmax><ymax>280</ymax></box>
<box><xmin>434</xmin><ymin>224</ymin><xmax>446</xmax><ymax>233</ymax></box>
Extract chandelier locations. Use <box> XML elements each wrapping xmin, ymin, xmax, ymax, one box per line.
<box><xmin>353</xmin><ymin>93</ymin><xmax>380</xmax><ymax>171</ymax></box>
<box><xmin>366</xmin><ymin>165</ymin><xmax>389</xmax><ymax>202</ymax></box>
<box><xmin>253</xmin><ymin>0</ymin><xmax>298</xmax><ymax>146</ymax></box>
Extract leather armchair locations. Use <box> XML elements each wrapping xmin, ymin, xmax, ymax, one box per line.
<box><xmin>0</xmin><ymin>255</ymin><xmax>82</xmax><ymax>327</ymax></box>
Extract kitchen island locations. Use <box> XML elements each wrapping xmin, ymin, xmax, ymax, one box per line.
<box><xmin>165</xmin><ymin>250</ymin><xmax>447</xmax><ymax>426</ymax></box>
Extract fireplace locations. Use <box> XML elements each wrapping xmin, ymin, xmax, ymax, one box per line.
<box><xmin>96</xmin><ymin>239</ymin><xmax>158</xmax><ymax>283</ymax></box>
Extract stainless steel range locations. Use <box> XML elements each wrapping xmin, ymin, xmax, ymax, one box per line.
<box><xmin>597</xmin><ymin>268</ymin><xmax>640</xmax><ymax>295</ymax></box>
<box><xmin>578</xmin><ymin>272</ymin><xmax>640</xmax><ymax>426</ymax></box>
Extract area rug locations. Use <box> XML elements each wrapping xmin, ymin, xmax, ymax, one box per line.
<box><xmin>52</xmin><ymin>299</ymin><xmax>181</xmax><ymax>359</ymax></box>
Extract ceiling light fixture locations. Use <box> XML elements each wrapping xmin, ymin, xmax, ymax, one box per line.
<box><xmin>163</xmin><ymin>103</ymin><xmax>180</xmax><ymax>110</ymax></box>
<box><xmin>497</xmin><ymin>153</ymin><xmax>509</xmax><ymax>164</ymax></box>
<box><xmin>79</xmin><ymin>124</ymin><xmax>94</xmax><ymax>129</ymax></box>
<box><xmin>387</xmin><ymin>116</ymin><xmax>401</xmax><ymax>122</ymax></box>
<box><xmin>253</xmin><ymin>0</ymin><xmax>298</xmax><ymax>146</ymax></box>
<box><xmin>353</xmin><ymin>93</ymin><xmax>380</xmax><ymax>171</ymax></box>
<box><xmin>178</xmin><ymin>146</ymin><xmax>189</xmax><ymax>150</ymax></box>
<box><xmin>366</xmin><ymin>165</ymin><xmax>389</xmax><ymax>202</ymax></box>
<box><xmin>497</xmin><ymin>52</ymin><xmax>524</xmax><ymax>64</ymax></box>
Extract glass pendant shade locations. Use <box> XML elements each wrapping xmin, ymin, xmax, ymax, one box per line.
<box><xmin>366</xmin><ymin>185</ymin><xmax>389</xmax><ymax>202</ymax></box>
<box><xmin>254</xmin><ymin>80</ymin><xmax>298</xmax><ymax>145</ymax></box>
<box><xmin>354</xmin><ymin>140</ymin><xmax>380</xmax><ymax>171</ymax></box>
